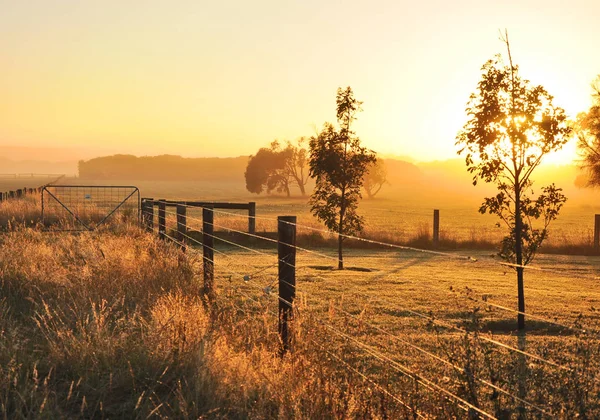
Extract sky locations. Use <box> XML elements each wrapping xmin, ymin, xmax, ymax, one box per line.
<box><xmin>1</xmin><ymin>0</ymin><xmax>599</xmax><ymax>163</ymax></box>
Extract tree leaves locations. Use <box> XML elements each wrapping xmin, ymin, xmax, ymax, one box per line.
<box><xmin>576</xmin><ymin>75</ymin><xmax>600</xmax><ymax>187</ymax></box>
<box><xmin>309</xmin><ymin>87</ymin><xmax>376</xmax><ymax>268</ymax></box>
<box><xmin>456</xmin><ymin>48</ymin><xmax>572</xmax><ymax>267</ymax></box>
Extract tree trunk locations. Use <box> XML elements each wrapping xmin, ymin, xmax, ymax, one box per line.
<box><xmin>371</xmin><ymin>183</ymin><xmax>383</xmax><ymax>198</ymax></box>
<box><xmin>298</xmin><ymin>181</ymin><xmax>306</xmax><ymax>196</ymax></box>
<box><xmin>338</xmin><ymin>187</ymin><xmax>346</xmax><ymax>270</ymax></box>
<box><xmin>337</xmin><ymin>233</ymin><xmax>343</xmax><ymax>270</ymax></box>
<box><xmin>515</xmin><ymin>185</ymin><xmax>526</xmax><ymax>330</ymax></box>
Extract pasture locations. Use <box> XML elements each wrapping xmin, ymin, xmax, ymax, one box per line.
<box><xmin>1</xmin><ymin>180</ymin><xmax>599</xmax><ymax>418</ymax></box>
<box><xmin>56</xmin><ymin>176</ymin><xmax>600</xmax><ymax>252</ymax></box>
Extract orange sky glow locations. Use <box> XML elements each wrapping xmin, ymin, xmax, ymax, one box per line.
<box><xmin>1</xmin><ymin>0</ymin><xmax>599</xmax><ymax>163</ymax></box>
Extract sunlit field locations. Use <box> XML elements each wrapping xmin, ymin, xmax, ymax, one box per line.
<box><xmin>57</xmin><ymin>176</ymin><xmax>600</xmax><ymax>253</ymax></box>
<box><xmin>1</xmin><ymin>194</ymin><xmax>599</xmax><ymax>418</ymax></box>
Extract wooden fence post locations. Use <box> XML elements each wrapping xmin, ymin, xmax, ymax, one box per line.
<box><xmin>433</xmin><ymin>209</ymin><xmax>440</xmax><ymax>248</ymax></box>
<box><xmin>176</xmin><ymin>204</ymin><xmax>187</xmax><ymax>252</ymax></box>
<box><xmin>141</xmin><ymin>199</ymin><xmax>154</xmax><ymax>232</ymax></box>
<box><xmin>278</xmin><ymin>216</ymin><xmax>296</xmax><ymax>354</ymax></box>
<box><xmin>248</xmin><ymin>202</ymin><xmax>256</xmax><ymax>234</ymax></box>
<box><xmin>203</xmin><ymin>206</ymin><xmax>215</xmax><ymax>301</ymax></box>
<box><xmin>158</xmin><ymin>199</ymin><xmax>166</xmax><ymax>240</ymax></box>
<box><xmin>594</xmin><ymin>214</ymin><xmax>600</xmax><ymax>252</ymax></box>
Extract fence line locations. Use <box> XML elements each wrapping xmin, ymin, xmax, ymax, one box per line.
<box><xmin>164</xmin><ymin>209</ymin><xmax>600</xmax><ymax>339</ymax></box>
<box><xmin>197</xmin><ymin>206</ymin><xmax>600</xmax><ymax>281</ymax></box>
<box><xmin>138</xmin><ymin>198</ymin><xmax>600</xmax><ymax>418</ymax></box>
<box><xmin>160</xmin><ymin>223</ymin><xmax>500</xmax><ymax>418</ymax></box>
<box><xmin>152</xmin><ymin>202</ymin><xmax>600</xmax><ymax>336</ymax></box>
<box><xmin>0</xmin><ymin>174</ymin><xmax>64</xmax><ymax>203</ymax></box>
<box><xmin>145</xmin><ymin>202</ymin><xmax>600</xmax><ymax>355</ymax></box>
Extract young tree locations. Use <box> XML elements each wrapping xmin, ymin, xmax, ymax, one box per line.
<box><xmin>309</xmin><ymin>87</ymin><xmax>376</xmax><ymax>269</ymax></box>
<box><xmin>576</xmin><ymin>75</ymin><xmax>600</xmax><ymax>186</ymax></box>
<box><xmin>363</xmin><ymin>158</ymin><xmax>388</xmax><ymax>199</ymax></box>
<box><xmin>244</xmin><ymin>139</ymin><xmax>309</xmax><ymax>197</ymax></box>
<box><xmin>456</xmin><ymin>33</ymin><xmax>572</xmax><ymax>330</ymax></box>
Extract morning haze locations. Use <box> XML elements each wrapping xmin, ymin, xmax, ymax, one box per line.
<box><xmin>1</xmin><ymin>1</ymin><xmax>600</xmax><ymax>418</ymax></box>
<box><xmin>1</xmin><ymin>0</ymin><xmax>599</xmax><ymax>161</ymax></box>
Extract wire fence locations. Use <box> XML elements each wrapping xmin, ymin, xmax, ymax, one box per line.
<box><xmin>136</xmin><ymin>198</ymin><xmax>600</xmax><ymax>418</ymax></box>
<box><xmin>134</xmin><ymin>201</ymin><xmax>599</xmax><ymax>418</ymax></box>
<box><xmin>0</xmin><ymin>174</ymin><xmax>64</xmax><ymax>203</ymax></box>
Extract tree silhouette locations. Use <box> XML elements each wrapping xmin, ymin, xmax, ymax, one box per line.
<box><xmin>245</xmin><ymin>145</ymin><xmax>289</xmax><ymax>196</ymax></box>
<box><xmin>456</xmin><ymin>32</ymin><xmax>572</xmax><ymax>330</ymax></box>
<box><xmin>272</xmin><ymin>138</ymin><xmax>310</xmax><ymax>196</ymax></box>
<box><xmin>244</xmin><ymin>139</ymin><xmax>309</xmax><ymax>197</ymax></box>
<box><xmin>309</xmin><ymin>87</ymin><xmax>376</xmax><ymax>269</ymax></box>
<box><xmin>363</xmin><ymin>158</ymin><xmax>388</xmax><ymax>199</ymax></box>
<box><xmin>576</xmin><ymin>75</ymin><xmax>600</xmax><ymax>186</ymax></box>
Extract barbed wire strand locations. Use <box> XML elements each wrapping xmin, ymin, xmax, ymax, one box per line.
<box><xmin>192</xmin><ymin>205</ymin><xmax>600</xmax><ymax>279</ymax></box>
<box><xmin>321</xmin><ymin>323</ymin><xmax>497</xmax><ymax>419</ymax></box>
<box><xmin>149</xmin><ymin>220</ymin><xmax>559</xmax><ymax>417</ymax></box>
<box><xmin>459</xmin><ymin>291</ymin><xmax>600</xmax><ymax>340</ymax></box>
<box><xmin>152</xmin><ymin>212</ymin><xmax>586</xmax><ymax>369</ymax></box>
<box><xmin>151</xmin><ymin>206</ymin><xmax>600</xmax><ymax>333</ymax></box>
<box><xmin>335</xmin><ymin>307</ymin><xmax>553</xmax><ymax>417</ymax></box>
<box><xmin>151</xmin><ymin>211</ymin><xmax>580</xmax><ymax>372</ymax></box>
<box><xmin>160</xmin><ymin>207</ymin><xmax>342</xmax><ymax>264</ymax></box>
<box><xmin>155</xmin><ymin>208</ymin><xmax>328</xmax><ymax>270</ymax></box>
<box><xmin>310</xmin><ymin>337</ymin><xmax>426</xmax><ymax>418</ymax></box>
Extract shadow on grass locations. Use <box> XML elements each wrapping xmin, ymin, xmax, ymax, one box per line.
<box><xmin>307</xmin><ymin>265</ymin><xmax>378</xmax><ymax>272</ymax></box>
<box><xmin>479</xmin><ymin>318</ymin><xmax>579</xmax><ymax>336</ymax></box>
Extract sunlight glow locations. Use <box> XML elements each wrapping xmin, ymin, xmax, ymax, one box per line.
<box><xmin>0</xmin><ymin>1</ymin><xmax>598</xmax><ymax>163</ymax></box>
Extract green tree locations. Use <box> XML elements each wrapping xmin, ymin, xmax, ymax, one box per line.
<box><xmin>363</xmin><ymin>158</ymin><xmax>388</xmax><ymax>199</ymax></box>
<box><xmin>456</xmin><ymin>33</ymin><xmax>572</xmax><ymax>330</ymax></box>
<box><xmin>244</xmin><ymin>139</ymin><xmax>309</xmax><ymax>197</ymax></box>
<box><xmin>576</xmin><ymin>75</ymin><xmax>600</xmax><ymax>186</ymax></box>
<box><xmin>309</xmin><ymin>87</ymin><xmax>376</xmax><ymax>269</ymax></box>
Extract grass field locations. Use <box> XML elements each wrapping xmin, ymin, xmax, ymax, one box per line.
<box><xmin>53</xmin><ymin>176</ymin><xmax>600</xmax><ymax>253</ymax></box>
<box><xmin>1</xmin><ymin>216</ymin><xmax>599</xmax><ymax>417</ymax></box>
<box><xmin>1</xmin><ymin>180</ymin><xmax>600</xmax><ymax>417</ymax></box>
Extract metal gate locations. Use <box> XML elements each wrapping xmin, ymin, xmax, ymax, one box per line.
<box><xmin>41</xmin><ymin>185</ymin><xmax>140</xmax><ymax>231</ymax></box>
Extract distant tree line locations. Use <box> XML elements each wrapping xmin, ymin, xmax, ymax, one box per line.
<box><xmin>244</xmin><ymin>138</ymin><xmax>387</xmax><ymax>199</ymax></box>
<box><xmin>243</xmin><ymin>87</ymin><xmax>387</xmax><ymax>268</ymax></box>
<box><xmin>244</xmin><ymin>139</ymin><xmax>310</xmax><ymax>197</ymax></box>
<box><xmin>79</xmin><ymin>155</ymin><xmax>248</xmax><ymax>181</ymax></box>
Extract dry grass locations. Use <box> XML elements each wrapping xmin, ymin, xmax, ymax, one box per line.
<box><xmin>0</xmin><ymin>197</ymin><xmax>41</xmax><ymax>229</ymax></box>
<box><xmin>2</xmin><ymin>226</ymin><xmax>462</xmax><ymax>418</ymax></box>
<box><xmin>0</xmin><ymin>221</ymin><xmax>425</xmax><ymax>418</ymax></box>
